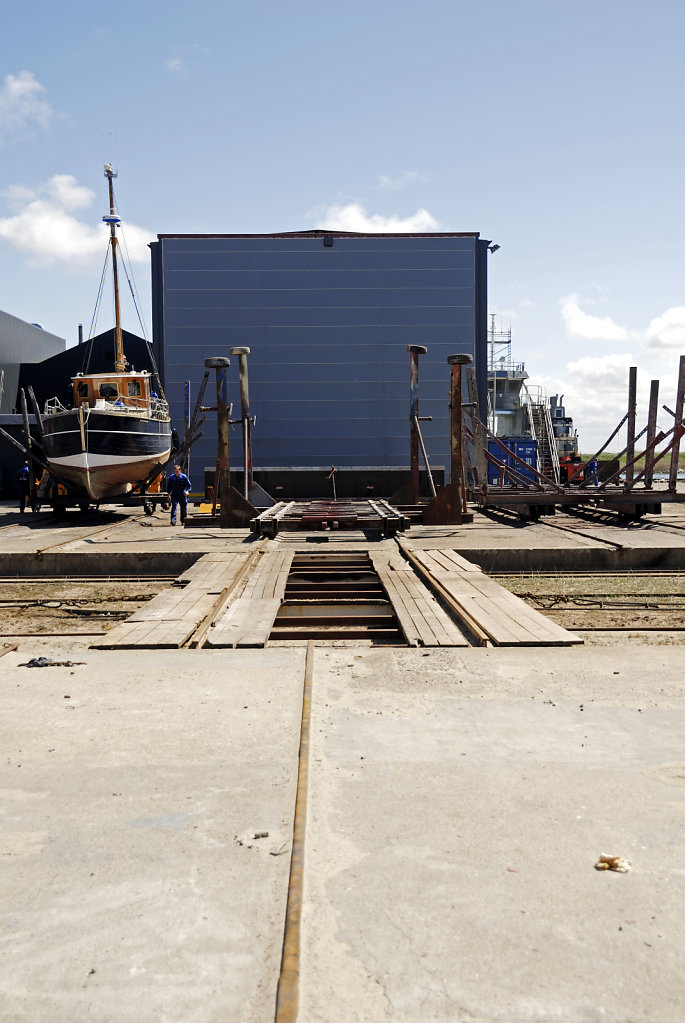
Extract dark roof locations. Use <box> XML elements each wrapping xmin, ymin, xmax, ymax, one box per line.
<box><xmin>155</xmin><ymin>230</ymin><xmax>481</xmax><ymax>240</ymax></box>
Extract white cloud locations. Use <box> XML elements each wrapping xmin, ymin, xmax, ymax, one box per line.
<box><xmin>378</xmin><ymin>171</ymin><xmax>427</xmax><ymax>190</ymax></box>
<box><xmin>566</xmin><ymin>352</ymin><xmax>636</xmax><ymax>387</ymax></box>
<box><xmin>0</xmin><ymin>71</ymin><xmax>56</xmax><ymax>140</ymax></box>
<box><xmin>165</xmin><ymin>57</ymin><xmax>185</xmax><ymax>74</ymax></box>
<box><xmin>560</xmin><ymin>293</ymin><xmax>628</xmax><ymax>341</ymax></box>
<box><xmin>644</xmin><ymin>306</ymin><xmax>685</xmax><ymax>350</ymax></box>
<box><xmin>530</xmin><ymin>342</ymin><xmax>685</xmax><ymax>453</ymax></box>
<box><xmin>317</xmin><ymin>202</ymin><xmax>440</xmax><ymax>233</ymax></box>
<box><xmin>0</xmin><ymin>175</ymin><xmax>155</xmax><ymax>266</ymax></box>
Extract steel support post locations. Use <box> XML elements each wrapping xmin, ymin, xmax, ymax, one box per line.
<box><xmin>407</xmin><ymin>345</ymin><xmax>427</xmax><ymax>503</ymax></box>
<box><xmin>231</xmin><ymin>347</ymin><xmax>253</xmax><ymax>500</ymax></box>
<box><xmin>668</xmin><ymin>354</ymin><xmax>685</xmax><ymax>493</ymax></box>
<box><xmin>20</xmin><ymin>389</ymin><xmax>36</xmax><ymax>507</ymax></box>
<box><xmin>205</xmin><ymin>357</ymin><xmax>231</xmax><ymax>526</ymax></box>
<box><xmin>624</xmin><ymin>366</ymin><xmax>637</xmax><ymax>491</ymax></box>
<box><xmin>645</xmin><ymin>379</ymin><xmax>660</xmax><ymax>490</ymax></box>
<box><xmin>448</xmin><ymin>354</ymin><xmax>473</xmax><ymax>508</ymax></box>
<box><xmin>422</xmin><ymin>353</ymin><xmax>474</xmax><ymax>525</ymax></box>
<box><xmin>183</xmin><ymin>380</ymin><xmax>191</xmax><ymax>474</ymax></box>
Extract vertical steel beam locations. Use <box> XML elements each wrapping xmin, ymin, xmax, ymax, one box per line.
<box><xmin>624</xmin><ymin>366</ymin><xmax>637</xmax><ymax>491</ymax></box>
<box><xmin>204</xmin><ymin>357</ymin><xmax>231</xmax><ymax>526</ymax></box>
<box><xmin>20</xmin><ymin>389</ymin><xmax>36</xmax><ymax>507</ymax></box>
<box><xmin>448</xmin><ymin>354</ymin><xmax>473</xmax><ymax>509</ymax></box>
<box><xmin>465</xmin><ymin>365</ymin><xmax>487</xmax><ymax>490</ymax></box>
<box><xmin>183</xmin><ymin>379</ymin><xmax>191</xmax><ymax>475</ymax></box>
<box><xmin>644</xmin><ymin>379</ymin><xmax>660</xmax><ymax>490</ymax></box>
<box><xmin>407</xmin><ymin>345</ymin><xmax>427</xmax><ymax>503</ymax></box>
<box><xmin>231</xmin><ymin>347</ymin><xmax>253</xmax><ymax>500</ymax></box>
<box><xmin>668</xmin><ymin>354</ymin><xmax>685</xmax><ymax>492</ymax></box>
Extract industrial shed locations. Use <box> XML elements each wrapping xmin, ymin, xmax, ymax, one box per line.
<box><xmin>0</xmin><ymin>309</ymin><xmax>65</xmax><ymax>414</ymax></box>
<box><xmin>151</xmin><ymin>230</ymin><xmax>489</xmax><ymax>492</ymax></box>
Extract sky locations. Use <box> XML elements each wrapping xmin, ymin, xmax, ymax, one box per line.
<box><xmin>0</xmin><ymin>0</ymin><xmax>683</xmax><ymax>452</ymax></box>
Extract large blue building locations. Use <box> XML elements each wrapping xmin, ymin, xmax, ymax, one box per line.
<box><xmin>150</xmin><ymin>230</ymin><xmax>489</xmax><ymax>489</ymax></box>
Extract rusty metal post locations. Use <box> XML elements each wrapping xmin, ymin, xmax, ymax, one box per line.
<box><xmin>644</xmin><ymin>379</ymin><xmax>660</xmax><ymax>490</ymax></box>
<box><xmin>407</xmin><ymin>345</ymin><xmax>427</xmax><ymax>503</ymax></box>
<box><xmin>668</xmin><ymin>354</ymin><xmax>685</xmax><ymax>492</ymax></box>
<box><xmin>448</xmin><ymin>354</ymin><xmax>473</xmax><ymax>507</ymax></box>
<box><xmin>624</xmin><ymin>366</ymin><xmax>637</xmax><ymax>491</ymax></box>
<box><xmin>231</xmin><ymin>347</ymin><xmax>252</xmax><ymax>500</ymax></box>
<box><xmin>205</xmin><ymin>357</ymin><xmax>231</xmax><ymax>526</ymax></box>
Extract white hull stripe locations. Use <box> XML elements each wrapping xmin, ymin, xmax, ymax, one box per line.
<box><xmin>48</xmin><ymin>452</ymin><xmax>169</xmax><ymax>470</ymax></box>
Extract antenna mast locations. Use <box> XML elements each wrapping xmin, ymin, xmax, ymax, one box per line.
<box><xmin>103</xmin><ymin>164</ymin><xmax>126</xmax><ymax>373</ymax></box>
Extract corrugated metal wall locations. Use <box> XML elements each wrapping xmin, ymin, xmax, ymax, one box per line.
<box><xmin>0</xmin><ymin>309</ymin><xmax>66</xmax><ymax>414</ymax></box>
<box><xmin>151</xmin><ymin>232</ymin><xmax>488</xmax><ymax>480</ymax></box>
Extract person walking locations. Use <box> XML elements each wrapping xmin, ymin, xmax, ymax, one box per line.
<box><xmin>16</xmin><ymin>461</ymin><xmax>31</xmax><ymax>513</ymax></box>
<box><xmin>587</xmin><ymin>458</ymin><xmax>599</xmax><ymax>487</ymax></box>
<box><xmin>167</xmin><ymin>464</ymin><xmax>191</xmax><ymax>525</ymax></box>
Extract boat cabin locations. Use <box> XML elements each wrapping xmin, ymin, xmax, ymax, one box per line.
<box><xmin>72</xmin><ymin>371</ymin><xmax>153</xmax><ymax>409</ymax></box>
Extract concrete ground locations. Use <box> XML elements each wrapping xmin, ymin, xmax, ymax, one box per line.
<box><xmin>1</xmin><ymin>501</ymin><xmax>684</xmax><ymax>1021</ymax></box>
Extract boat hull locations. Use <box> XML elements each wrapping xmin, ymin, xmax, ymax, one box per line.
<box><xmin>42</xmin><ymin>408</ymin><xmax>172</xmax><ymax>501</ymax></box>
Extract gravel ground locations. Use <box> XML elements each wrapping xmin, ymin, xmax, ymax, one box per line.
<box><xmin>0</xmin><ymin>579</ymin><xmax>171</xmax><ymax>635</ymax></box>
<box><xmin>497</xmin><ymin>571</ymin><xmax>685</xmax><ymax>633</ymax></box>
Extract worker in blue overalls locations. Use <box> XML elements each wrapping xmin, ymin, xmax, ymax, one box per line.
<box><xmin>16</xmin><ymin>460</ymin><xmax>31</xmax><ymax>513</ymax></box>
<box><xmin>166</xmin><ymin>464</ymin><xmax>191</xmax><ymax>526</ymax></box>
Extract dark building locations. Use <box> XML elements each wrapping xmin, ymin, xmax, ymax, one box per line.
<box><xmin>0</xmin><ymin>328</ymin><xmax>161</xmax><ymax>499</ymax></box>
<box><xmin>150</xmin><ymin>230</ymin><xmax>490</xmax><ymax>491</ymax></box>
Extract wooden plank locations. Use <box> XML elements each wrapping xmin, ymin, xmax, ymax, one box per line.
<box><xmin>242</xmin><ymin>550</ymin><xmax>293</xmax><ymax>601</ymax></box>
<box><xmin>370</xmin><ymin>551</ymin><xmax>467</xmax><ymax>647</ymax></box>
<box><xmin>389</xmin><ymin>570</ymin><xmax>468</xmax><ymax>647</ymax></box>
<box><xmin>206</xmin><ymin>598</ymin><xmax>283</xmax><ymax>648</ymax></box>
<box><xmin>420</xmin><ymin>548</ymin><xmax>483</xmax><ymax>574</ymax></box>
<box><xmin>93</xmin><ymin>619</ymin><xmax>187</xmax><ymax>649</ymax></box>
<box><xmin>93</xmin><ymin>552</ymin><xmax>254</xmax><ymax>648</ymax></box>
<box><xmin>398</xmin><ymin>542</ymin><xmax>581</xmax><ymax>648</ymax></box>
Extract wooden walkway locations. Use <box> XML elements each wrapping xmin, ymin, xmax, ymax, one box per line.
<box><xmin>93</xmin><ymin>542</ymin><xmax>579</xmax><ymax>651</ymax></box>
<box><xmin>206</xmin><ymin>550</ymin><xmax>294</xmax><ymax>648</ymax></box>
<box><xmin>93</xmin><ymin>552</ymin><xmax>255</xmax><ymax>649</ymax></box>
<box><xmin>398</xmin><ymin>543</ymin><xmax>582</xmax><ymax>647</ymax></box>
<box><xmin>369</xmin><ymin>551</ymin><xmax>468</xmax><ymax>646</ymax></box>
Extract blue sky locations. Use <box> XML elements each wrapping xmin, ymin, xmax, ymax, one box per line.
<box><xmin>1</xmin><ymin>0</ymin><xmax>683</xmax><ymax>450</ymax></box>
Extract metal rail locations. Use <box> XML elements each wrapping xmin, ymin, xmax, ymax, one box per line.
<box><xmin>34</xmin><ymin>515</ymin><xmax>136</xmax><ymax>557</ymax></box>
<box><xmin>275</xmin><ymin>641</ymin><xmax>314</xmax><ymax>1023</ymax></box>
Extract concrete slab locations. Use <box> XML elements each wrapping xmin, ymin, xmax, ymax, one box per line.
<box><xmin>0</xmin><ymin>645</ymin><xmax>305</xmax><ymax>1023</ymax></box>
<box><xmin>2</xmin><ymin>502</ymin><xmax>685</xmax><ymax>573</ymax></box>
<box><xmin>302</xmin><ymin>646</ymin><xmax>685</xmax><ymax>1022</ymax></box>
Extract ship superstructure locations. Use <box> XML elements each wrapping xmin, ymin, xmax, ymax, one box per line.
<box><xmin>487</xmin><ymin>317</ymin><xmax>579</xmax><ymax>484</ymax></box>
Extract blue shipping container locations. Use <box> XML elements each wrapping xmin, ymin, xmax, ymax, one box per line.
<box><xmin>487</xmin><ymin>437</ymin><xmax>537</xmax><ymax>485</ymax></box>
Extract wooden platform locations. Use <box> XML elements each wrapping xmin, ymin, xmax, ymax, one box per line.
<box><xmin>205</xmin><ymin>550</ymin><xmax>294</xmax><ymax>648</ymax></box>
<box><xmin>398</xmin><ymin>542</ymin><xmax>582</xmax><ymax>647</ymax></box>
<box><xmin>369</xmin><ymin>551</ymin><xmax>468</xmax><ymax>646</ymax></box>
<box><xmin>92</xmin><ymin>552</ymin><xmax>255</xmax><ymax>649</ymax></box>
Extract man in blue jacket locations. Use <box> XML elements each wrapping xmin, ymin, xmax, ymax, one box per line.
<box><xmin>166</xmin><ymin>464</ymin><xmax>191</xmax><ymax>526</ymax></box>
<box><xmin>16</xmin><ymin>460</ymin><xmax>31</xmax><ymax>513</ymax></box>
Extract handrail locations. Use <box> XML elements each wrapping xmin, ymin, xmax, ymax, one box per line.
<box><xmin>44</xmin><ymin>395</ymin><xmax>169</xmax><ymax>419</ymax></box>
<box><xmin>542</xmin><ymin>402</ymin><xmax>561</xmax><ymax>483</ymax></box>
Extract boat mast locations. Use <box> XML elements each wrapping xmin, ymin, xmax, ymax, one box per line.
<box><xmin>103</xmin><ymin>164</ymin><xmax>126</xmax><ymax>373</ymax></box>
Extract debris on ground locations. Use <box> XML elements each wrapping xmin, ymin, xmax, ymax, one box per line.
<box><xmin>594</xmin><ymin>854</ymin><xmax>632</xmax><ymax>872</ymax></box>
<box><xmin>18</xmin><ymin>657</ymin><xmax>86</xmax><ymax>668</ymax></box>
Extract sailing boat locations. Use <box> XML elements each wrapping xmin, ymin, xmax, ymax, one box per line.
<box><xmin>42</xmin><ymin>165</ymin><xmax>172</xmax><ymax>501</ymax></box>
